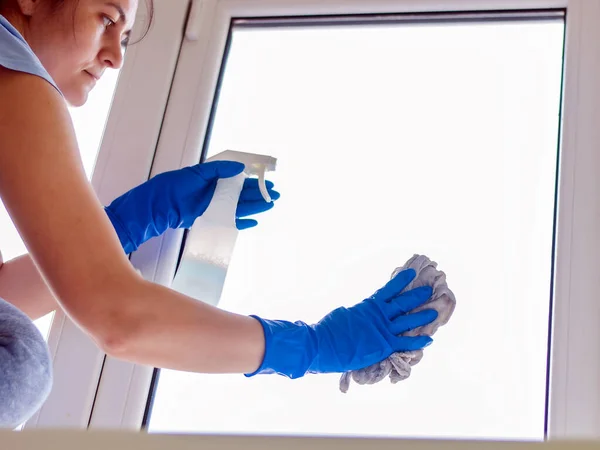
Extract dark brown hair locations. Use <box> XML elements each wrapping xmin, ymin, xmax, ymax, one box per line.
<box><xmin>132</xmin><ymin>0</ymin><xmax>155</xmax><ymax>44</ymax></box>
<box><xmin>0</xmin><ymin>0</ymin><xmax>155</xmax><ymax>44</ymax></box>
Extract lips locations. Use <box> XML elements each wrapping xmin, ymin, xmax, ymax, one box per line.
<box><xmin>84</xmin><ymin>70</ymin><xmax>100</xmax><ymax>81</ymax></box>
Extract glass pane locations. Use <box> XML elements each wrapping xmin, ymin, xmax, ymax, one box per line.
<box><xmin>148</xmin><ymin>17</ymin><xmax>564</xmax><ymax>441</ymax></box>
<box><xmin>0</xmin><ymin>68</ymin><xmax>121</xmax><ymax>340</ymax></box>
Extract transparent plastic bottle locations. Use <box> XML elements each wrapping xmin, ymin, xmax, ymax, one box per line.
<box><xmin>170</xmin><ymin>150</ymin><xmax>277</xmax><ymax>306</ymax></box>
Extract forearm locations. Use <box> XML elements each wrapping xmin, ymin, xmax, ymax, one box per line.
<box><xmin>0</xmin><ymin>252</ymin><xmax>265</xmax><ymax>374</ymax></box>
<box><xmin>99</xmin><ymin>279</ymin><xmax>266</xmax><ymax>374</ymax></box>
<box><xmin>0</xmin><ymin>254</ymin><xmax>58</xmax><ymax>320</ymax></box>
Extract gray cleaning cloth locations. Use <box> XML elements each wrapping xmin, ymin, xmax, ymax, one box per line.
<box><xmin>0</xmin><ymin>297</ymin><xmax>53</xmax><ymax>428</ymax></box>
<box><xmin>339</xmin><ymin>254</ymin><xmax>455</xmax><ymax>393</ymax></box>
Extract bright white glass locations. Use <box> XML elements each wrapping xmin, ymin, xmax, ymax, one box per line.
<box><xmin>149</xmin><ymin>19</ymin><xmax>564</xmax><ymax>441</ymax></box>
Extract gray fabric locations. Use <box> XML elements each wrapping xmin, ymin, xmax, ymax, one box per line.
<box><xmin>0</xmin><ymin>297</ymin><xmax>52</xmax><ymax>428</ymax></box>
<box><xmin>339</xmin><ymin>254</ymin><xmax>456</xmax><ymax>393</ymax></box>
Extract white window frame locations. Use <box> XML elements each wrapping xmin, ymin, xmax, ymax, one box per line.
<box><xmin>6</xmin><ymin>430</ymin><xmax>600</xmax><ymax>450</ymax></box>
<box><xmin>4</xmin><ymin>430</ymin><xmax>600</xmax><ymax>450</ymax></box>
<box><xmin>21</xmin><ymin>0</ymin><xmax>191</xmax><ymax>429</ymax></box>
<box><xmin>29</xmin><ymin>0</ymin><xmax>600</xmax><ymax>441</ymax></box>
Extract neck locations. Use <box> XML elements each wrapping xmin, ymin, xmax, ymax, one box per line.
<box><xmin>0</xmin><ymin>9</ymin><xmax>31</xmax><ymax>42</ymax></box>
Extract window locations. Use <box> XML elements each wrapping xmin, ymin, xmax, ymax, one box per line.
<box><xmin>146</xmin><ymin>14</ymin><xmax>564</xmax><ymax>441</ymax></box>
<box><xmin>41</xmin><ymin>0</ymin><xmax>600</xmax><ymax>440</ymax></box>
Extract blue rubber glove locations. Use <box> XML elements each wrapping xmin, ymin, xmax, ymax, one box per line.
<box><xmin>246</xmin><ymin>268</ymin><xmax>438</xmax><ymax>379</ymax></box>
<box><xmin>105</xmin><ymin>161</ymin><xmax>280</xmax><ymax>254</ymax></box>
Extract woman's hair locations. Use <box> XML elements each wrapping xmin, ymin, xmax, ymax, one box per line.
<box><xmin>0</xmin><ymin>0</ymin><xmax>155</xmax><ymax>44</ymax></box>
<box><xmin>134</xmin><ymin>0</ymin><xmax>156</xmax><ymax>43</ymax></box>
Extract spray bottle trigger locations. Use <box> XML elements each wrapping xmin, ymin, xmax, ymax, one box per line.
<box><xmin>257</xmin><ymin>166</ymin><xmax>272</xmax><ymax>203</ymax></box>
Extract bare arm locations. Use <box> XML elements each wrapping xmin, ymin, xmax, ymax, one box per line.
<box><xmin>0</xmin><ymin>67</ymin><xmax>265</xmax><ymax>374</ymax></box>
<box><xmin>0</xmin><ymin>253</ymin><xmax>58</xmax><ymax>320</ymax></box>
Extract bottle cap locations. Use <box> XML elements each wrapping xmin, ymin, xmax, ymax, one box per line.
<box><xmin>206</xmin><ymin>150</ymin><xmax>277</xmax><ymax>202</ymax></box>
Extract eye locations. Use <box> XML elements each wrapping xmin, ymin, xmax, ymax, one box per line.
<box><xmin>102</xmin><ymin>15</ymin><xmax>116</xmax><ymax>28</ymax></box>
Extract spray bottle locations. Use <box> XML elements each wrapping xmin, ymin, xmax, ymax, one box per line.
<box><xmin>170</xmin><ymin>150</ymin><xmax>277</xmax><ymax>306</ymax></box>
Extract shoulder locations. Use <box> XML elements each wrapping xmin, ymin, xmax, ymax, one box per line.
<box><xmin>0</xmin><ymin>15</ymin><xmax>61</xmax><ymax>95</ymax></box>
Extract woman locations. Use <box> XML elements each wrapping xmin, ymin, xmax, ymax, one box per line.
<box><xmin>0</xmin><ymin>0</ymin><xmax>438</xmax><ymax>427</ymax></box>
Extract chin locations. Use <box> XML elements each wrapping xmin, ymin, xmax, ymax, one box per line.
<box><xmin>64</xmin><ymin>87</ymin><xmax>90</xmax><ymax>107</ymax></box>
<box><xmin>58</xmin><ymin>83</ymin><xmax>91</xmax><ymax>108</ymax></box>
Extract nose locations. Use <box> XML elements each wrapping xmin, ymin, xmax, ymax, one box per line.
<box><xmin>98</xmin><ymin>37</ymin><xmax>125</xmax><ymax>70</ymax></box>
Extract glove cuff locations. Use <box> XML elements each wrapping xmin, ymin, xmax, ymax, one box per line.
<box><xmin>104</xmin><ymin>206</ymin><xmax>137</xmax><ymax>255</ymax></box>
<box><xmin>245</xmin><ymin>315</ymin><xmax>318</xmax><ymax>379</ymax></box>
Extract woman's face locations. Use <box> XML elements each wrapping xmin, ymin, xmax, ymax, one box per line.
<box><xmin>13</xmin><ymin>0</ymin><xmax>138</xmax><ymax>106</ymax></box>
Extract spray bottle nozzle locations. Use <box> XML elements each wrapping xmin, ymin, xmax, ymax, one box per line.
<box><xmin>206</xmin><ymin>150</ymin><xmax>277</xmax><ymax>203</ymax></box>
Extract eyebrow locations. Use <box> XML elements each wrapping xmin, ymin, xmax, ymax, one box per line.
<box><xmin>106</xmin><ymin>2</ymin><xmax>127</xmax><ymax>22</ymax></box>
<box><xmin>106</xmin><ymin>2</ymin><xmax>132</xmax><ymax>39</ymax></box>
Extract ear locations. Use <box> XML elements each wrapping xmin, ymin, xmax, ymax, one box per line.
<box><xmin>15</xmin><ymin>0</ymin><xmax>41</xmax><ymax>16</ymax></box>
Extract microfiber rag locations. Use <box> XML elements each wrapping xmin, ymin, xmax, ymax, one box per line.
<box><xmin>339</xmin><ymin>254</ymin><xmax>455</xmax><ymax>393</ymax></box>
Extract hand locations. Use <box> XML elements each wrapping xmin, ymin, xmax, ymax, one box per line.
<box><xmin>247</xmin><ymin>268</ymin><xmax>438</xmax><ymax>379</ymax></box>
<box><xmin>104</xmin><ymin>161</ymin><xmax>280</xmax><ymax>254</ymax></box>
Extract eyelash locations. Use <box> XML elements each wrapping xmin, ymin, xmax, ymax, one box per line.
<box><xmin>102</xmin><ymin>15</ymin><xmax>129</xmax><ymax>48</ymax></box>
<box><xmin>102</xmin><ymin>15</ymin><xmax>116</xmax><ymax>28</ymax></box>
